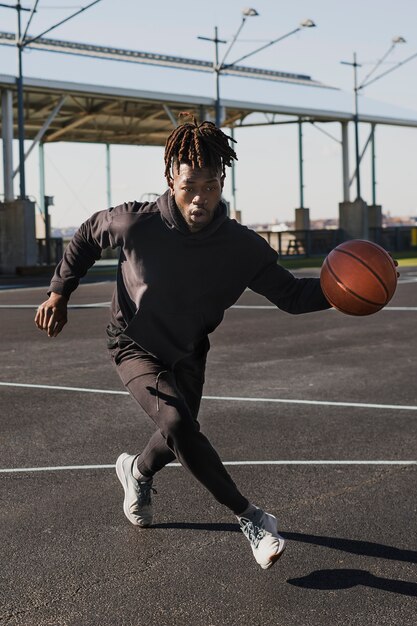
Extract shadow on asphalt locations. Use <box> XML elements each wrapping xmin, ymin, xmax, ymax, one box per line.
<box><xmin>152</xmin><ymin>524</ymin><xmax>417</xmax><ymax>565</ymax></box>
<box><xmin>287</xmin><ymin>569</ymin><xmax>417</xmax><ymax>597</ymax></box>
<box><xmin>283</xmin><ymin>532</ymin><xmax>417</xmax><ymax>564</ymax></box>
<box><xmin>153</xmin><ymin>524</ymin><xmax>417</xmax><ymax>597</ymax></box>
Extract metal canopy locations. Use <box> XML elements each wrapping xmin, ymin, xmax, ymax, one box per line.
<box><xmin>0</xmin><ymin>31</ymin><xmax>330</xmax><ymax>88</ymax></box>
<box><xmin>2</xmin><ymin>73</ymin><xmax>417</xmax><ymax>150</ymax></box>
<box><xmin>0</xmin><ymin>73</ymin><xmax>243</xmax><ymax>145</ymax></box>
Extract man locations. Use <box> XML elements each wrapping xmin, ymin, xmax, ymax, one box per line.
<box><xmin>35</xmin><ymin>117</ymin><xmax>331</xmax><ymax>570</ymax></box>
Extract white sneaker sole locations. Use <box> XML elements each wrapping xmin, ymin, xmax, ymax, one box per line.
<box><xmin>115</xmin><ymin>453</ymin><xmax>151</xmax><ymax>528</ymax></box>
<box><xmin>260</xmin><ymin>538</ymin><xmax>287</xmax><ymax>570</ymax></box>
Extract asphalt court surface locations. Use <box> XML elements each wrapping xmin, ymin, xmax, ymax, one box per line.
<box><xmin>1</xmin><ymin>267</ymin><xmax>417</xmax><ymax>626</ymax></box>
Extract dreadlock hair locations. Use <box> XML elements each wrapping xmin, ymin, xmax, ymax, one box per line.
<box><xmin>164</xmin><ymin>113</ymin><xmax>237</xmax><ymax>183</ymax></box>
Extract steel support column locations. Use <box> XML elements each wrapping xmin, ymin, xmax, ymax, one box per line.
<box><xmin>106</xmin><ymin>143</ymin><xmax>112</xmax><ymax>207</ymax></box>
<box><xmin>1</xmin><ymin>90</ymin><xmax>15</xmax><ymax>201</ymax></box>
<box><xmin>298</xmin><ymin>119</ymin><xmax>304</xmax><ymax>208</ymax></box>
<box><xmin>230</xmin><ymin>126</ymin><xmax>236</xmax><ymax>214</ymax></box>
<box><xmin>162</xmin><ymin>104</ymin><xmax>177</xmax><ymax>128</ymax></box>
<box><xmin>371</xmin><ymin>124</ymin><xmax>376</xmax><ymax>205</ymax></box>
<box><xmin>39</xmin><ymin>141</ymin><xmax>45</xmax><ymax>216</ymax></box>
<box><xmin>13</xmin><ymin>96</ymin><xmax>66</xmax><ymax>179</ymax></box>
<box><xmin>16</xmin><ymin>1</ymin><xmax>26</xmax><ymax>198</ymax></box>
<box><xmin>341</xmin><ymin>121</ymin><xmax>350</xmax><ymax>202</ymax></box>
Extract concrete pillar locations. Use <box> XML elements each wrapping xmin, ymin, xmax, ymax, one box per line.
<box><xmin>295</xmin><ymin>207</ymin><xmax>310</xmax><ymax>231</ymax></box>
<box><xmin>367</xmin><ymin>204</ymin><xmax>382</xmax><ymax>243</ymax></box>
<box><xmin>0</xmin><ymin>199</ymin><xmax>37</xmax><ymax>273</ymax></box>
<box><xmin>368</xmin><ymin>205</ymin><xmax>382</xmax><ymax>229</ymax></box>
<box><xmin>339</xmin><ymin>197</ymin><xmax>369</xmax><ymax>241</ymax></box>
<box><xmin>341</xmin><ymin>121</ymin><xmax>350</xmax><ymax>202</ymax></box>
<box><xmin>1</xmin><ymin>90</ymin><xmax>15</xmax><ymax>201</ymax></box>
<box><xmin>367</xmin><ymin>204</ymin><xmax>382</xmax><ymax>244</ymax></box>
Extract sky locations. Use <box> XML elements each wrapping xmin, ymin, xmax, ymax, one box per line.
<box><xmin>1</xmin><ymin>0</ymin><xmax>417</xmax><ymax>228</ymax></box>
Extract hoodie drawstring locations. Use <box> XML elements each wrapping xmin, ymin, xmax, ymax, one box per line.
<box><xmin>155</xmin><ymin>370</ymin><xmax>168</xmax><ymax>412</ymax></box>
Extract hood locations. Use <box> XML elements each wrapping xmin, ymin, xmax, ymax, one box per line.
<box><xmin>156</xmin><ymin>189</ymin><xmax>228</xmax><ymax>239</ymax></box>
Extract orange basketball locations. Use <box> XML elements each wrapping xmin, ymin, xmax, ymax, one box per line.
<box><xmin>320</xmin><ymin>239</ymin><xmax>398</xmax><ymax>315</ymax></box>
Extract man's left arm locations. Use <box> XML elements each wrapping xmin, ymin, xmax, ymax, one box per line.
<box><xmin>248</xmin><ymin>247</ymin><xmax>331</xmax><ymax>314</ymax></box>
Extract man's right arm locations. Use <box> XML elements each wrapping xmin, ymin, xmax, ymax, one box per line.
<box><xmin>35</xmin><ymin>207</ymin><xmax>119</xmax><ymax>337</ymax></box>
<box><xmin>49</xmin><ymin>209</ymin><xmax>117</xmax><ymax>300</ymax></box>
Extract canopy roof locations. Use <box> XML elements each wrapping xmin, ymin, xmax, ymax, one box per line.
<box><xmin>1</xmin><ymin>72</ymin><xmax>417</xmax><ymax>147</ymax></box>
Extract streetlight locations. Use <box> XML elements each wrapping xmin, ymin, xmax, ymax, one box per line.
<box><xmin>242</xmin><ymin>7</ymin><xmax>259</xmax><ymax>17</ymax></box>
<box><xmin>341</xmin><ymin>36</ymin><xmax>406</xmax><ymax>201</ymax></box>
<box><xmin>0</xmin><ymin>0</ymin><xmax>103</xmax><ymax>199</ymax></box>
<box><xmin>0</xmin><ymin>0</ymin><xmax>33</xmax><ymax>199</ymax></box>
<box><xmin>198</xmin><ymin>10</ymin><xmax>317</xmax><ymax>127</ymax></box>
<box><xmin>198</xmin><ymin>8</ymin><xmax>258</xmax><ymax>127</ymax></box>
<box><xmin>224</xmin><ymin>18</ymin><xmax>316</xmax><ymax>68</ymax></box>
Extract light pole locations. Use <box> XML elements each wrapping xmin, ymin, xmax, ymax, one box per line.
<box><xmin>16</xmin><ymin>1</ymin><xmax>28</xmax><ymax>198</ymax></box>
<box><xmin>341</xmin><ymin>53</ymin><xmax>362</xmax><ymax>200</ymax></box>
<box><xmin>198</xmin><ymin>11</ymin><xmax>316</xmax><ymax>127</ymax></box>
<box><xmin>0</xmin><ymin>1</ymin><xmax>33</xmax><ymax>198</ymax></box>
<box><xmin>213</xmin><ymin>25</ymin><xmax>227</xmax><ymax>128</ymax></box>
<box><xmin>0</xmin><ymin>0</ymin><xmax>102</xmax><ymax>199</ymax></box>
<box><xmin>198</xmin><ymin>8</ymin><xmax>259</xmax><ymax>127</ymax></box>
<box><xmin>341</xmin><ymin>36</ymin><xmax>407</xmax><ymax>202</ymax></box>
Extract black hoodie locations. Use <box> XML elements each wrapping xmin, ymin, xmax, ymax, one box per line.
<box><xmin>49</xmin><ymin>190</ymin><xmax>330</xmax><ymax>367</ymax></box>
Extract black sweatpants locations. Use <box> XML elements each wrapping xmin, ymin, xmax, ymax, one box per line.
<box><xmin>110</xmin><ymin>338</ymin><xmax>249</xmax><ymax>515</ymax></box>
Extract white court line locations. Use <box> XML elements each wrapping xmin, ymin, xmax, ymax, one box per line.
<box><xmin>396</xmin><ymin>276</ymin><xmax>417</xmax><ymax>283</ymax></box>
<box><xmin>1</xmin><ymin>460</ymin><xmax>416</xmax><ymax>474</ymax></box>
<box><xmin>231</xmin><ymin>305</ymin><xmax>417</xmax><ymax>311</ymax></box>
<box><xmin>0</xmin><ymin>281</ymin><xmax>113</xmax><ymax>294</ymax></box>
<box><xmin>1</xmin><ymin>303</ymin><xmax>416</xmax><ymax>311</ymax></box>
<box><xmin>0</xmin><ymin>381</ymin><xmax>127</xmax><ymax>395</ymax></box>
<box><xmin>0</xmin><ymin>302</ymin><xmax>111</xmax><ymax>309</ymax></box>
<box><xmin>382</xmin><ymin>307</ymin><xmax>417</xmax><ymax>311</ymax></box>
<box><xmin>1</xmin><ymin>381</ymin><xmax>416</xmax><ymax>411</ymax></box>
<box><xmin>6</xmin><ymin>304</ymin><xmax>417</xmax><ymax>311</ymax></box>
<box><xmin>0</xmin><ymin>285</ymin><xmax>50</xmax><ymax>293</ymax></box>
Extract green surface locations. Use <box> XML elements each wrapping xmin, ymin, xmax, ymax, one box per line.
<box><xmin>280</xmin><ymin>251</ymin><xmax>417</xmax><ymax>270</ymax></box>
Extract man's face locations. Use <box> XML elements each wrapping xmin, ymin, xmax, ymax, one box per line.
<box><xmin>169</xmin><ymin>163</ymin><xmax>224</xmax><ymax>233</ymax></box>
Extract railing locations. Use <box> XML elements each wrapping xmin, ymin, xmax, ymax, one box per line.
<box><xmin>258</xmin><ymin>226</ymin><xmax>417</xmax><ymax>257</ymax></box>
<box><xmin>369</xmin><ymin>226</ymin><xmax>417</xmax><ymax>252</ymax></box>
<box><xmin>37</xmin><ymin>237</ymin><xmax>63</xmax><ymax>265</ymax></box>
<box><xmin>46</xmin><ymin>227</ymin><xmax>416</xmax><ymax>266</ymax></box>
<box><xmin>257</xmin><ymin>229</ymin><xmax>344</xmax><ymax>257</ymax></box>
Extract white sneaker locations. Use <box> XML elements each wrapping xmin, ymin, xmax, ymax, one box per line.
<box><xmin>238</xmin><ymin>508</ymin><xmax>286</xmax><ymax>569</ymax></box>
<box><xmin>115</xmin><ymin>453</ymin><xmax>155</xmax><ymax>527</ymax></box>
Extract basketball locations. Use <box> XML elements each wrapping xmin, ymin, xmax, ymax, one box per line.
<box><xmin>320</xmin><ymin>239</ymin><xmax>398</xmax><ymax>315</ymax></box>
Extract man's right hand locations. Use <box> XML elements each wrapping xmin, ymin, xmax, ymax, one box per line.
<box><xmin>35</xmin><ymin>292</ymin><xmax>68</xmax><ymax>337</ymax></box>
